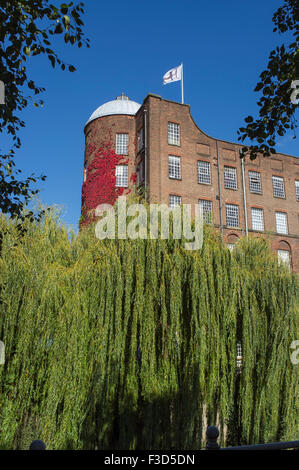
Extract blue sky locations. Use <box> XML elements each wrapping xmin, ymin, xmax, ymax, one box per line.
<box><xmin>2</xmin><ymin>0</ymin><xmax>298</xmax><ymax>231</ymax></box>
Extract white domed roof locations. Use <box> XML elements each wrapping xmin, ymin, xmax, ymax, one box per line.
<box><xmin>85</xmin><ymin>94</ymin><xmax>141</xmax><ymax>128</ymax></box>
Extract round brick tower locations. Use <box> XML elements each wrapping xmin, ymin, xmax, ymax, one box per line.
<box><xmin>81</xmin><ymin>94</ymin><xmax>141</xmax><ymax>222</ymax></box>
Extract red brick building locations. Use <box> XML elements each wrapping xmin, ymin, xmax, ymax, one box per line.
<box><xmin>83</xmin><ymin>93</ymin><xmax>299</xmax><ymax>273</ymax></box>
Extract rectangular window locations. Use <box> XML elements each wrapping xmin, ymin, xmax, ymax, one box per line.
<box><xmin>169</xmin><ymin>195</ymin><xmax>181</xmax><ymax>208</ymax></box>
<box><xmin>115</xmin><ymin>164</ymin><xmax>128</xmax><ymax>187</ymax></box>
<box><xmin>275</xmin><ymin>212</ymin><xmax>288</xmax><ymax>234</ymax></box>
<box><xmin>197</xmin><ymin>160</ymin><xmax>211</xmax><ymax>184</ymax></box>
<box><xmin>168</xmin><ymin>122</ymin><xmax>180</xmax><ymax>145</ymax></box>
<box><xmin>137</xmin><ymin>161</ymin><xmax>144</xmax><ymax>185</ymax></box>
<box><xmin>226</xmin><ymin>204</ymin><xmax>239</xmax><ymax>228</ymax></box>
<box><xmin>277</xmin><ymin>250</ymin><xmax>290</xmax><ymax>270</ymax></box>
<box><xmin>116</xmin><ymin>133</ymin><xmax>129</xmax><ymax>155</ymax></box>
<box><xmin>224</xmin><ymin>166</ymin><xmax>237</xmax><ymax>189</ymax></box>
<box><xmin>295</xmin><ymin>181</ymin><xmax>299</xmax><ymax>201</ymax></box>
<box><xmin>168</xmin><ymin>155</ymin><xmax>181</xmax><ymax>179</ymax></box>
<box><xmin>251</xmin><ymin>207</ymin><xmax>264</xmax><ymax>231</ymax></box>
<box><xmin>137</xmin><ymin>128</ymin><xmax>144</xmax><ymax>152</ymax></box>
<box><xmin>272</xmin><ymin>176</ymin><xmax>285</xmax><ymax>198</ymax></box>
<box><xmin>236</xmin><ymin>342</ymin><xmax>242</xmax><ymax>370</ymax></box>
<box><xmin>249</xmin><ymin>171</ymin><xmax>262</xmax><ymax>194</ymax></box>
<box><xmin>198</xmin><ymin>199</ymin><xmax>212</xmax><ymax>224</ymax></box>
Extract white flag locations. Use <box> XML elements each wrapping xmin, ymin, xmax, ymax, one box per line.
<box><xmin>163</xmin><ymin>65</ymin><xmax>182</xmax><ymax>85</ymax></box>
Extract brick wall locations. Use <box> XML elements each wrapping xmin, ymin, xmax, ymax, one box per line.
<box><xmin>82</xmin><ymin>94</ymin><xmax>299</xmax><ymax>273</ymax></box>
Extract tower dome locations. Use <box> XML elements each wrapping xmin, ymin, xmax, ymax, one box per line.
<box><xmin>85</xmin><ymin>93</ymin><xmax>141</xmax><ymax>128</ymax></box>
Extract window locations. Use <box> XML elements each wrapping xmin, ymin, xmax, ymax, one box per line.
<box><xmin>227</xmin><ymin>234</ymin><xmax>239</xmax><ymax>250</ymax></box>
<box><xmin>275</xmin><ymin>212</ymin><xmax>288</xmax><ymax>234</ymax></box>
<box><xmin>116</xmin><ymin>133</ymin><xmax>128</xmax><ymax>155</ymax></box>
<box><xmin>295</xmin><ymin>181</ymin><xmax>299</xmax><ymax>201</ymax></box>
<box><xmin>249</xmin><ymin>171</ymin><xmax>262</xmax><ymax>194</ymax></box>
<box><xmin>272</xmin><ymin>176</ymin><xmax>285</xmax><ymax>198</ymax></box>
<box><xmin>224</xmin><ymin>166</ymin><xmax>237</xmax><ymax>189</ymax></box>
<box><xmin>169</xmin><ymin>195</ymin><xmax>181</xmax><ymax>208</ymax></box>
<box><xmin>115</xmin><ymin>165</ymin><xmax>128</xmax><ymax>187</ymax></box>
<box><xmin>137</xmin><ymin>128</ymin><xmax>144</xmax><ymax>152</ymax></box>
<box><xmin>251</xmin><ymin>208</ymin><xmax>264</xmax><ymax>231</ymax></box>
<box><xmin>168</xmin><ymin>122</ymin><xmax>180</xmax><ymax>145</ymax></box>
<box><xmin>83</xmin><ymin>166</ymin><xmax>87</xmax><ymax>183</ymax></box>
<box><xmin>277</xmin><ymin>250</ymin><xmax>291</xmax><ymax>270</ymax></box>
<box><xmin>236</xmin><ymin>342</ymin><xmax>242</xmax><ymax>371</ymax></box>
<box><xmin>197</xmin><ymin>160</ymin><xmax>211</xmax><ymax>184</ymax></box>
<box><xmin>168</xmin><ymin>155</ymin><xmax>181</xmax><ymax>179</ymax></box>
<box><xmin>226</xmin><ymin>204</ymin><xmax>239</xmax><ymax>228</ymax></box>
<box><xmin>137</xmin><ymin>161</ymin><xmax>144</xmax><ymax>185</ymax></box>
<box><xmin>198</xmin><ymin>199</ymin><xmax>212</xmax><ymax>224</ymax></box>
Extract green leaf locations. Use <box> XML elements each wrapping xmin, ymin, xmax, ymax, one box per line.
<box><xmin>254</xmin><ymin>83</ymin><xmax>263</xmax><ymax>92</ymax></box>
<box><xmin>48</xmin><ymin>55</ymin><xmax>55</xmax><ymax>68</ymax></box>
<box><xmin>54</xmin><ymin>23</ymin><xmax>63</xmax><ymax>34</ymax></box>
<box><xmin>60</xmin><ymin>4</ymin><xmax>69</xmax><ymax>14</ymax></box>
<box><xmin>63</xmin><ymin>15</ymin><xmax>70</xmax><ymax>26</ymax></box>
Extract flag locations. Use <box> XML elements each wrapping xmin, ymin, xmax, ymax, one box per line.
<box><xmin>163</xmin><ymin>65</ymin><xmax>182</xmax><ymax>85</ymax></box>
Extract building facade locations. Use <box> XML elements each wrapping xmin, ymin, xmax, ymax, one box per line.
<box><xmin>83</xmin><ymin>93</ymin><xmax>299</xmax><ymax>273</ymax></box>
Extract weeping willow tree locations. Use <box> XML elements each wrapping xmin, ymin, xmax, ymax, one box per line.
<box><xmin>0</xmin><ymin>208</ymin><xmax>298</xmax><ymax>449</ymax></box>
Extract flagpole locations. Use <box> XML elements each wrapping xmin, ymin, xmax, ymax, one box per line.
<box><xmin>181</xmin><ymin>62</ymin><xmax>184</xmax><ymax>104</ymax></box>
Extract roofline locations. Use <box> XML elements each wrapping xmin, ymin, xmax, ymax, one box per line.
<box><xmin>83</xmin><ymin>112</ymin><xmax>137</xmax><ymax>134</ymax></box>
<box><xmin>84</xmin><ymin>93</ymin><xmax>298</xmax><ymax>159</ymax></box>
<box><xmin>142</xmin><ymin>94</ymin><xmax>298</xmax><ymax>159</ymax></box>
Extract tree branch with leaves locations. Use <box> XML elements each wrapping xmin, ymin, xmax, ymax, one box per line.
<box><xmin>237</xmin><ymin>0</ymin><xmax>298</xmax><ymax>160</ymax></box>
<box><xmin>0</xmin><ymin>0</ymin><xmax>89</xmax><ymax>220</ymax></box>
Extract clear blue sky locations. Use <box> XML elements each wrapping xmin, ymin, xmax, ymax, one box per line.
<box><xmin>2</xmin><ymin>0</ymin><xmax>298</xmax><ymax>231</ymax></box>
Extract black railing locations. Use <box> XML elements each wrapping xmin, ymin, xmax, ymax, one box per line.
<box><xmin>29</xmin><ymin>440</ymin><xmax>46</xmax><ymax>450</ymax></box>
<box><xmin>27</xmin><ymin>427</ymin><xmax>299</xmax><ymax>450</ymax></box>
<box><xmin>206</xmin><ymin>425</ymin><xmax>299</xmax><ymax>450</ymax></box>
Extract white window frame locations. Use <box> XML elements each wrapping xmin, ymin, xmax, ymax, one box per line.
<box><xmin>168</xmin><ymin>122</ymin><xmax>180</xmax><ymax>146</ymax></box>
<box><xmin>236</xmin><ymin>342</ymin><xmax>242</xmax><ymax>370</ymax></box>
<box><xmin>168</xmin><ymin>155</ymin><xmax>181</xmax><ymax>179</ymax></box>
<box><xmin>226</xmin><ymin>204</ymin><xmax>239</xmax><ymax>228</ymax></box>
<box><xmin>248</xmin><ymin>171</ymin><xmax>262</xmax><ymax>194</ymax></box>
<box><xmin>272</xmin><ymin>176</ymin><xmax>285</xmax><ymax>198</ymax></box>
<box><xmin>277</xmin><ymin>250</ymin><xmax>291</xmax><ymax>270</ymax></box>
<box><xmin>115</xmin><ymin>164</ymin><xmax>128</xmax><ymax>187</ymax></box>
<box><xmin>197</xmin><ymin>160</ymin><xmax>211</xmax><ymax>185</ymax></box>
<box><xmin>224</xmin><ymin>166</ymin><xmax>237</xmax><ymax>190</ymax></box>
<box><xmin>169</xmin><ymin>194</ymin><xmax>181</xmax><ymax>208</ymax></box>
<box><xmin>137</xmin><ymin>128</ymin><xmax>144</xmax><ymax>152</ymax></box>
<box><xmin>198</xmin><ymin>199</ymin><xmax>213</xmax><ymax>224</ymax></box>
<box><xmin>295</xmin><ymin>180</ymin><xmax>299</xmax><ymax>202</ymax></box>
<box><xmin>251</xmin><ymin>207</ymin><xmax>264</xmax><ymax>231</ymax></box>
<box><xmin>116</xmin><ymin>133</ymin><xmax>129</xmax><ymax>155</ymax></box>
<box><xmin>275</xmin><ymin>212</ymin><xmax>288</xmax><ymax>234</ymax></box>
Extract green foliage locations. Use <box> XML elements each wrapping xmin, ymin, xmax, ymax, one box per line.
<box><xmin>237</xmin><ymin>0</ymin><xmax>298</xmax><ymax>159</ymax></box>
<box><xmin>0</xmin><ymin>212</ymin><xmax>298</xmax><ymax>449</ymax></box>
<box><xmin>0</xmin><ymin>1</ymin><xmax>89</xmax><ymax>220</ymax></box>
